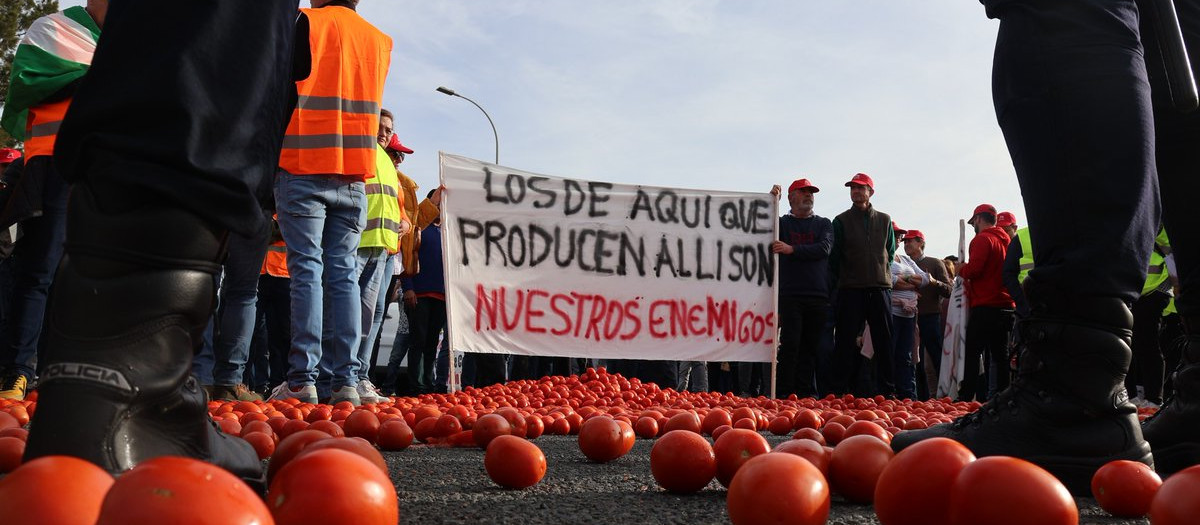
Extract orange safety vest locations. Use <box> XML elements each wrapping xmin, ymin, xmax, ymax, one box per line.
<box><xmin>279</xmin><ymin>6</ymin><xmax>391</xmax><ymax>180</ymax></box>
<box><xmin>24</xmin><ymin>98</ymin><xmax>71</xmax><ymax>159</ymax></box>
<box><xmin>262</xmin><ymin>241</ymin><xmax>290</xmax><ymax>278</ymax></box>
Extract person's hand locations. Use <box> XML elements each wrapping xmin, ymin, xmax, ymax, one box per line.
<box><xmin>397</xmin><ymin>219</ymin><xmax>412</xmax><ymax>237</ymax></box>
<box><xmin>769</xmin><ymin>184</ymin><xmax>782</xmax><ymax>197</ymax></box>
<box><xmin>431</xmin><ymin>185</ymin><xmax>445</xmax><ymax>206</ymax></box>
<box><xmin>770</xmin><ymin>240</ymin><xmax>794</xmax><ymax>255</ymax></box>
<box><xmin>403</xmin><ymin>289</ymin><xmax>417</xmax><ymax>309</ymax></box>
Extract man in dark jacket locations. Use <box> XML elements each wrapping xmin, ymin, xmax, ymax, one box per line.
<box><xmin>829</xmin><ymin>172</ymin><xmax>895</xmax><ymax>397</ymax></box>
<box><xmin>770</xmin><ymin>178</ymin><xmax>833</xmax><ymax>398</ymax></box>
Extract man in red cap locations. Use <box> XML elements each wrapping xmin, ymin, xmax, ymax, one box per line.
<box><xmin>0</xmin><ymin>149</ymin><xmax>19</xmax><ymax>172</ymax></box>
<box><xmin>955</xmin><ymin>204</ymin><xmax>1016</xmax><ymax>401</ymax></box>
<box><xmin>901</xmin><ymin>228</ymin><xmax>953</xmax><ymax>399</ymax></box>
<box><xmin>769</xmin><ymin>178</ymin><xmax>833</xmax><ymax>398</ymax></box>
<box><xmin>829</xmin><ymin>172</ymin><xmax>897</xmax><ymax>397</ymax></box>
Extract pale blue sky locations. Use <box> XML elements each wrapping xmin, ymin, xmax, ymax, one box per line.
<box><xmin>63</xmin><ymin>1</ymin><xmax>1022</xmax><ymax>258</ymax></box>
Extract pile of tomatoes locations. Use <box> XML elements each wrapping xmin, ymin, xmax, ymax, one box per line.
<box><xmin>2</xmin><ymin>366</ymin><xmax>1199</xmax><ymax>525</ymax></box>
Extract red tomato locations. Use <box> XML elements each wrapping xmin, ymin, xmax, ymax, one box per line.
<box><xmin>548</xmin><ymin>417</ymin><xmax>571</xmax><ymax>435</ymax></box>
<box><xmin>377</xmin><ymin>420</ymin><xmax>414</xmax><ymax>451</ymax></box>
<box><xmin>0</xmin><ymin>427</ymin><xmax>27</xmax><ymax>441</ymax></box>
<box><xmin>820</xmin><ymin>421</ymin><xmax>845</xmax><ymax>445</ymax></box>
<box><xmin>948</xmin><ymin>456</ymin><xmax>1077</xmax><ymax>525</ymax></box>
<box><xmin>701</xmin><ymin>409</ymin><xmax>733</xmax><ymax>435</ymax></box>
<box><xmin>243</xmin><ymin>431</ymin><xmax>277</xmax><ymax>460</ymax></box>
<box><xmin>299</xmin><ymin>436</ymin><xmax>388</xmax><ymax>476</ymax></box>
<box><xmin>663</xmin><ymin>411</ymin><xmax>702</xmax><ymax>434</ymax></box>
<box><xmin>727</xmin><ymin>452</ymin><xmax>830</xmax><ymax>525</ymax></box>
<box><xmin>524</xmin><ymin>415</ymin><xmax>545</xmax><ymax>439</ymax></box>
<box><xmin>269</xmin><ymin>448</ymin><xmax>398</xmax><ymax>525</ymax></box>
<box><xmin>767</xmin><ymin>416</ymin><xmax>793</xmax><ymax>436</ymax></box>
<box><xmin>792</xmin><ymin>427</ymin><xmax>826</xmax><ymax>445</ymax></box>
<box><xmin>578</xmin><ymin>416</ymin><xmax>629</xmax><ymax>463</ymax></box>
<box><xmin>828</xmin><ymin>434</ymin><xmax>894</xmax><ymax>503</ymax></box>
<box><xmin>1090</xmin><ymin>459</ymin><xmax>1160</xmax><ymax>518</ymax></box>
<box><xmin>1149</xmin><ymin>465</ymin><xmax>1200</xmax><ymax>525</ymax></box>
<box><xmin>496</xmin><ymin>407</ymin><xmax>529</xmax><ymax>438</ymax></box>
<box><xmin>713</xmin><ymin>428</ymin><xmax>771</xmax><ymax>487</ymax></box>
<box><xmin>733</xmin><ymin>417</ymin><xmax>757</xmax><ymax>431</ymax></box>
<box><xmin>0</xmin><ymin>436</ymin><xmax>24</xmax><ymax>473</ymax></box>
<box><xmin>484</xmin><ymin>435</ymin><xmax>547</xmax><ymax>489</ymax></box>
<box><xmin>711</xmin><ymin>424</ymin><xmax>733</xmax><ymax>442</ymax></box>
<box><xmin>413</xmin><ymin>417</ymin><xmax>440</xmax><ymax>443</ymax></box>
<box><xmin>434</xmin><ymin>414</ymin><xmax>463</xmax><ymax>438</ymax></box>
<box><xmin>343</xmin><ymin>409</ymin><xmax>382</xmax><ymax>443</ymax></box>
<box><xmin>267</xmin><ymin>429</ymin><xmax>331</xmax><ymax>483</ymax></box>
<box><xmin>650</xmin><ymin>430</ymin><xmax>717</xmax><ymax>493</ymax></box>
<box><xmin>98</xmin><ymin>456</ymin><xmax>270</xmax><ymax>525</ymax></box>
<box><xmin>0</xmin><ymin>412</ymin><xmax>17</xmax><ymax>431</ymax></box>
<box><xmin>634</xmin><ymin>416</ymin><xmax>659</xmax><ymax>439</ymax></box>
<box><xmin>279</xmin><ymin>418</ymin><xmax>310</xmax><ymax>438</ymax></box>
<box><xmin>616</xmin><ymin>420</ymin><xmax>636</xmax><ymax>456</ymax></box>
<box><xmin>0</xmin><ymin>456</ymin><xmax>114</xmax><ymax>525</ymax></box>
<box><xmin>873</xmin><ymin>437</ymin><xmax>975</xmax><ymax>525</ymax></box>
<box><xmin>792</xmin><ymin>408</ymin><xmax>822</xmax><ymax>430</ymax></box>
<box><xmin>472</xmin><ymin>414</ymin><xmax>512</xmax><ymax>448</ymax></box>
<box><xmin>772</xmin><ymin>439</ymin><xmax>830</xmax><ymax>476</ymax></box>
<box><xmin>844</xmin><ymin>420</ymin><xmax>891</xmax><ymax>444</ymax></box>
<box><xmin>307</xmin><ymin>419</ymin><xmax>345</xmax><ymax>438</ymax></box>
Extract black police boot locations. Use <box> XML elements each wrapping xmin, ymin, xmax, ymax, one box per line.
<box><xmin>891</xmin><ymin>279</ymin><xmax>1152</xmax><ymax>495</ymax></box>
<box><xmin>1142</xmin><ymin>313</ymin><xmax>1200</xmax><ymax>477</ymax></box>
<box><xmin>22</xmin><ymin>185</ymin><xmax>265</xmax><ymax>491</ymax></box>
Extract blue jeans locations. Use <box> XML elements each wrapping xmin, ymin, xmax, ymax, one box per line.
<box><xmin>2</xmin><ymin>157</ymin><xmax>68</xmax><ymax>378</ymax></box>
<box><xmin>212</xmin><ymin>224</ymin><xmax>269</xmax><ymax>386</ymax></box>
<box><xmin>355</xmin><ymin>248</ymin><xmax>389</xmax><ymax>381</ymax></box>
<box><xmin>192</xmin><ymin>315</ymin><xmax>215</xmax><ymax>385</ymax></box>
<box><xmin>275</xmin><ymin>171</ymin><xmax>365</xmax><ymax>389</ymax></box>
<box><xmin>891</xmin><ymin>314</ymin><xmax>918</xmax><ymax>400</ymax></box>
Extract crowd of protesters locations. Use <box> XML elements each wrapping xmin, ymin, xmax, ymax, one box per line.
<box><xmin>0</xmin><ymin>1</ymin><xmax>1184</xmax><ymax>411</ymax></box>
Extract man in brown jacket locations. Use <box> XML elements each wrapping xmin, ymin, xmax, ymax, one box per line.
<box><xmin>902</xmin><ymin>229</ymin><xmax>953</xmax><ymax>399</ymax></box>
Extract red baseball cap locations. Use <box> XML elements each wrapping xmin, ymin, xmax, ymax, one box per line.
<box><xmin>787</xmin><ymin>178</ymin><xmax>819</xmax><ymax>193</ymax></box>
<box><xmin>387</xmin><ymin>134</ymin><xmax>414</xmax><ymax>154</ymax></box>
<box><xmin>0</xmin><ymin>148</ymin><xmax>20</xmax><ymax>164</ymax></box>
<box><xmin>845</xmin><ymin>172</ymin><xmax>874</xmax><ymax>189</ymax></box>
<box><xmin>891</xmin><ymin>221</ymin><xmax>907</xmax><ymax>236</ymax></box>
<box><xmin>902</xmin><ymin>229</ymin><xmax>925</xmax><ymax>241</ymax></box>
<box><xmin>967</xmin><ymin>203</ymin><xmax>997</xmax><ymax>225</ymax></box>
<box><xmin>996</xmin><ymin>211</ymin><xmax>1017</xmax><ymax>228</ymax></box>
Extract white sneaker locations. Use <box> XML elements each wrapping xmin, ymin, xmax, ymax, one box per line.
<box><xmin>268</xmin><ymin>382</ymin><xmax>318</xmax><ymax>404</ymax></box>
<box><xmin>330</xmin><ymin>385</ymin><xmax>361</xmax><ymax>407</ymax></box>
<box><xmin>356</xmin><ymin>379</ymin><xmax>386</xmax><ymax>404</ymax></box>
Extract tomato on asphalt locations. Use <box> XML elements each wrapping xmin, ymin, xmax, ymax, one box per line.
<box><xmin>634</xmin><ymin>416</ymin><xmax>659</xmax><ymax>439</ymax></box>
<box><xmin>269</xmin><ymin>448</ymin><xmax>398</xmax><ymax>525</ymax></box>
<box><xmin>485</xmin><ymin>435</ymin><xmax>548</xmax><ymax>489</ymax></box>
<box><xmin>298</xmin><ymin>436</ymin><xmax>388</xmax><ymax>476</ymax></box>
<box><xmin>701</xmin><ymin>409</ymin><xmax>732</xmax><ymax>435</ymax></box>
<box><xmin>1090</xmin><ymin>459</ymin><xmax>1160</xmax><ymax>518</ymax></box>
<box><xmin>267</xmin><ymin>429</ymin><xmax>331</xmax><ymax>483</ymax></box>
<box><xmin>377</xmin><ymin>419</ymin><xmax>414</xmax><ymax>451</ymax></box>
<box><xmin>828</xmin><ymin>434</ymin><xmax>893</xmax><ymax>503</ymax></box>
<box><xmin>663</xmin><ymin>411</ymin><xmax>702</xmax><ymax>434</ymax></box>
<box><xmin>616</xmin><ymin>419</ymin><xmax>636</xmax><ymax>456</ymax></box>
<box><xmin>727</xmin><ymin>452</ymin><xmax>830</xmax><ymax>525</ymax></box>
<box><xmin>578</xmin><ymin>416</ymin><xmax>628</xmax><ymax>463</ymax></box>
<box><xmin>873</xmin><ymin>437</ymin><xmax>975</xmax><ymax>525</ymax></box>
<box><xmin>1148</xmin><ymin>464</ymin><xmax>1200</xmax><ymax>525</ymax></box>
<box><xmin>773</xmin><ymin>439</ymin><xmax>830</xmax><ymax>476</ymax></box>
<box><xmin>844</xmin><ymin>420</ymin><xmax>891</xmax><ymax>444</ymax></box>
<box><xmin>434</xmin><ymin>414</ymin><xmax>463</xmax><ymax>438</ymax></box>
<box><xmin>242</xmin><ymin>431</ymin><xmax>276</xmax><ymax>460</ymax></box>
<box><xmin>0</xmin><ymin>455</ymin><xmax>114</xmax><ymax>525</ymax></box>
<box><xmin>472</xmin><ymin>413</ymin><xmax>512</xmax><ymax>449</ymax></box>
<box><xmin>343</xmin><ymin>409</ymin><xmax>382</xmax><ymax>443</ymax></box>
<box><xmin>525</xmin><ymin>415</ymin><xmax>545</xmax><ymax>439</ymax></box>
<box><xmin>713</xmin><ymin>428</ymin><xmax>771</xmax><ymax>487</ymax></box>
<box><xmin>792</xmin><ymin>427</ymin><xmax>826</xmax><ymax>445</ymax></box>
<box><xmin>650</xmin><ymin>430</ymin><xmax>717</xmax><ymax>493</ymax></box>
<box><xmin>948</xmin><ymin>456</ymin><xmax>1077</xmax><ymax>525</ymax></box>
<box><xmin>98</xmin><ymin>456</ymin><xmax>271</xmax><ymax>525</ymax></box>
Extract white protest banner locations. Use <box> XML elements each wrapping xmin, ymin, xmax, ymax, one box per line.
<box><xmin>439</xmin><ymin>153</ymin><xmax>778</xmax><ymax>363</ymax></box>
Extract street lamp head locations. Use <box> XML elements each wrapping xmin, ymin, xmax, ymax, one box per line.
<box><xmin>436</xmin><ymin>86</ymin><xmax>456</xmax><ymax>96</ymax></box>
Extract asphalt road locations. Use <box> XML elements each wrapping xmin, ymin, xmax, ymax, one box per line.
<box><xmin>386</xmin><ymin>434</ymin><xmax>1150</xmax><ymax>525</ymax></box>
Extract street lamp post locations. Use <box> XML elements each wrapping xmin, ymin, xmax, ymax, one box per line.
<box><xmin>436</xmin><ymin>86</ymin><xmax>499</xmax><ymax>164</ymax></box>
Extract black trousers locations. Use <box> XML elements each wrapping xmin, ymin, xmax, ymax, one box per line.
<box><xmin>991</xmin><ymin>0</ymin><xmax>1197</xmax><ymax>316</ymax></box>
<box><xmin>831</xmin><ymin>288</ymin><xmax>894</xmax><ymax>397</ymax></box>
<box><xmin>1127</xmin><ymin>290</ymin><xmax>1172</xmax><ymax>402</ymax></box>
<box><xmin>959</xmin><ymin>306</ymin><xmax>1015</xmax><ymax>402</ymax></box>
<box><xmin>775</xmin><ymin>296</ymin><xmax>828</xmax><ymax>397</ymax></box>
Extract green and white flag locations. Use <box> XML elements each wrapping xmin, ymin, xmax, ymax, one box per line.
<box><xmin>1</xmin><ymin>6</ymin><xmax>100</xmax><ymax>140</ymax></box>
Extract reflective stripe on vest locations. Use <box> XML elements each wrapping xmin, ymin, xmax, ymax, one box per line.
<box><xmin>278</xmin><ymin>6</ymin><xmax>391</xmax><ymax>178</ymax></box>
<box><xmin>1143</xmin><ymin>227</ymin><xmax>1170</xmax><ymax>295</ymax></box>
<box><xmin>1016</xmin><ymin>227</ymin><xmax>1033</xmax><ymax>284</ymax></box>
<box><xmin>360</xmin><ymin>145</ymin><xmax>401</xmax><ymax>252</ymax></box>
<box><xmin>24</xmin><ymin>98</ymin><xmax>70</xmax><ymax>159</ymax></box>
